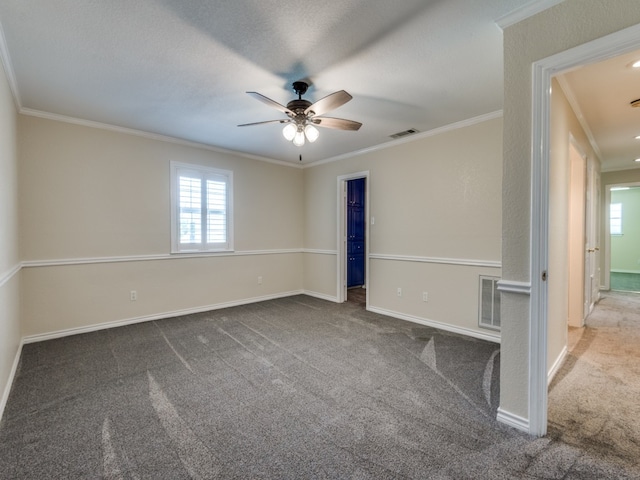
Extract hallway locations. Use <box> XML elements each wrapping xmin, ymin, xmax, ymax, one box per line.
<box><xmin>548</xmin><ymin>291</ymin><xmax>640</xmax><ymax>471</ymax></box>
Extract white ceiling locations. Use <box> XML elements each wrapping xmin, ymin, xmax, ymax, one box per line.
<box><xmin>0</xmin><ymin>0</ymin><xmax>562</xmax><ymax>165</ymax></box>
<box><xmin>559</xmin><ymin>49</ymin><xmax>640</xmax><ymax>173</ymax></box>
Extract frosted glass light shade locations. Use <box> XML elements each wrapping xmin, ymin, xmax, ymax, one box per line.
<box><xmin>304</xmin><ymin>124</ymin><xmax>319</xmax><ymax>143</ymax></box>
<box><xmin>282</xmin><ymin>123</ymin><xmax>296</xmax><ymax>141</ymax></box>
<box><xmin>293</xmin><ymin>130</ymin><xmax>305</xmax><ymax>146</ymax></box>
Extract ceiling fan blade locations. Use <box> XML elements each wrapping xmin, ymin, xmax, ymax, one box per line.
<box><xmin>246</xmin><ymin>92</ymin><xmax>293</xmax><ymax>115</ymax></box>
<box><xmin>312</xmin><ymin>117</ymin><xmax>362</xmax><ymax>131</ymax></box>
<box><xmin>305</xmin><ymin>90</ymin><xmax>352</xmax><ymax>116</ymax></box>
<box><xmin>237</xmin><ymin>119</ymin><xmax>290</xmax><ymax>127</ymax></box>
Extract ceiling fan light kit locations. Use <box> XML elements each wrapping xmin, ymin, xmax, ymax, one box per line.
<box><xmin>304</xmin><ymin>124</ymin><xmax>320</xmax><ymax>142</ymax></box>
<box><xmin>282</xmin><ymin>123</ymin><xmax>297</xmax><ymax>141</ymax></box>
<box><xmin>239</xmin><ymin>81</ymin><xmax>362</xmax><ymax>147</ymax></box>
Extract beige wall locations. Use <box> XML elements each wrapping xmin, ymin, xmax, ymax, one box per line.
<box><xmin>547</xmin><ymin>78</ymin><xmax>599</xmax><ymax>376</ymax></box>
<box><xmin>567</xmin><ymin>143</ymin><xmax>586</xmax><ymax>327</ymax></box>
<box><xmin>547</xmin><ymin>78</ymin><xmax>571</xmax><ymax>371</ymax></box>
<box><xmin>304</xmin><ymin>116</ymin><xmax>503</xmax><ymax>340</ymax></box>
<box><xmin>502</xmin><ymin>0</ymin><xmax>640</xmax><ymax>421</ymax></box>
<box><xmin>601</xmin><ymin>169</ymin><xmax>640</xmax><ymax>186</ymax></box>
<box><xmin>0</xmin><ymin>61</ymin><xmax>20</xmax><ymax>414</ymax></box>
<box><xmin>19</xmin><ymin>115</ymin><xmax>305</xmax><ymax>338</ymax></box>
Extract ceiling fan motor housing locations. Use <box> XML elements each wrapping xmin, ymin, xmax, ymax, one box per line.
<box><xmin>287</xmin><ymin>99</ymin><xmax>313</xmax><ymax>116</ymax></box>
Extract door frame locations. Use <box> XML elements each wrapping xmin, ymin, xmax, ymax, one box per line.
<box><xmin>530</xmin><ymin>23</ymin><xmax>640</xmax><ymax>436</ymax></box>
<box><xmin>336</xmin><ymin>171</ymin><xmax>370</xmax><ymax>303</ymax></box>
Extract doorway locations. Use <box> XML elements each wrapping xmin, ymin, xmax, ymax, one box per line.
<box><xmin>336</xmin><ymin>171</ymin><xmax>369</xmax><ymax>305</ymax></box>
<box><xmin>346</xmin><ymin>177</ymin><xmax>366</xmax><ymax>304</ymax></box>
<box><xmin>530</xmin><ymin>23</ymin><xmax>640</xmax><ymax>436</ymax></box>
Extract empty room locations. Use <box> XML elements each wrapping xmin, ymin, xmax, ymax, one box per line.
<box><xmin>2</xmin><ymin>1</ymin><xmax>640</xmax><ymax>478</ymax></box>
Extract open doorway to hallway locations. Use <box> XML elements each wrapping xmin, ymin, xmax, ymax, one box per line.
<box><xmin>529</xmin><ymin>25</ymin><xmax>640</xmax><ymax>435</ymax></box>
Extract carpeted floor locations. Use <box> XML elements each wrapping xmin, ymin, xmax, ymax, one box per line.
<box><xmin>548</xmin><ymin>291</ymin><xmax>640</xmax><ymax>473</ymax></box>
<box><xmin>1</xmin><ymin>295</ymin><xmax>638</xmax><ymax>478</ymax></box>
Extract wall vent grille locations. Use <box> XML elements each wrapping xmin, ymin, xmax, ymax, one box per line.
<box><xmin>479</xmin><ymin>275</ymin><xmax>501</xmax><ymax>331</ymax></box>
<box><xmin>389</xmin><ymin>128</ymin><xmax>419</xmax><ymax>139</ymax></box>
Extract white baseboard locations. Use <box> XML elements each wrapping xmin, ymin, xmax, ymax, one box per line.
<box><xmin>23</xmin><ymin>290</ymin><xmax>305</xmax><ymax>344</ymax></box>
<box><xmin>367</xmin><ymin>306</ymin><xmax>500</xmax><ymax>344</ymax></box>
<box><xmin>301</xmin><ymin>290</ymin><xmax>339</xmax><ymax>303</ymax></box>
<box><xmin>547</xmin><ymin>345</ymin><xmax>568</xmax><ymax>386</ymax></box>
<box><xmin>0</xmin><ymin>339</ymin><xmax>24</xmax><ymax>423</ymax></box>
<box><xmin>496</xmin><ymin>408</ymin><xmax>530</xmax><ymax>433</ymax></box>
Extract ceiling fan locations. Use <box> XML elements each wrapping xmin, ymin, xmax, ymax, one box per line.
<box><xmin>238</xmin><ymin>81</ymin><xmax>362</xmax><ymax>146</ymax></box>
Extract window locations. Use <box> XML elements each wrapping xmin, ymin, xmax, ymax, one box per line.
<box><xmin>171</xmin><ymin>162</ymin><xmax>233</xmax><ymax>253</ymax></box>
<box><xmin>610</xmin><ymin>203</ymin><xmax>622</xmax><ymax>235</ymax></box>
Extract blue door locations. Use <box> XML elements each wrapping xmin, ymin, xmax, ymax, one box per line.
<box><xmin>347</xmin><ymin>178</ymin><xmax>365</xmax><ymax>287</ymax></box>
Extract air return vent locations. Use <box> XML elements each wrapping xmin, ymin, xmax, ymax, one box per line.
<box><xmin>389</xmin><ymin>128</ymin><xmax>419</xmax><ymax>139</ymax></box>
<box><xmin>479</xmin><ymin>276</ymin><xmax>500</xmax><ymax>331</ymax></box>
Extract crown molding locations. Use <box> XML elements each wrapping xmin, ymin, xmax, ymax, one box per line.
<box><xmin>0</xmin><ymin>15</ymin><xmax>21</xmax><ymax>110</ymax></box>
<box><xmin>19</xmin><ymin>107</ymin><xmax>303</xmax><ymax>169</ymax></box>
<box><xmin>305</xmin><ymin>110</ymin><xmax>503</xmax><ymax>169</ymax></box>
<box><xmin>554</xmin><ymin>75</ymin><xmax>603</xmax><ymax>162</ymax></box>
<box><xmin>495</xmin><ymin>0</ymin><xmax>565</xmax><ymax>29</ymax></box>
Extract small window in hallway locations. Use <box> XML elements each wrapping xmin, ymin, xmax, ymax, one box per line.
<box><xmin>610</xmin><ymin>202</ymin><xmax>622</xmax><ymax>235</ymax></box>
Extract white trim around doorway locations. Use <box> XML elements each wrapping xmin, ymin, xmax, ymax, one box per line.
<box><xmin>336</xmin><ymin>171</ymin><xmax>370</xmax><ymax>305</ymax></box>
<box><xmin>529</xmin><ymin>23</ymin><xmax>640</xmax><ymax>437</ymax></box>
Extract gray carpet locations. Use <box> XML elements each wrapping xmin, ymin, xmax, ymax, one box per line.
<box><xmin>0</xmin><ymin>295</ymin><xmax>637</xmax><ymax>478</ymax></box>
<box><xmin>548</xmin><ymin>291</ymin><xmax>640</xmax><ymax>473</ymax></box>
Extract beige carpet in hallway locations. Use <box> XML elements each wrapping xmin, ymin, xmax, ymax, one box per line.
<box><xmin>548</xmin><ymin>291</ymin><xmax>640</xmax><ymax>471</ymax></box>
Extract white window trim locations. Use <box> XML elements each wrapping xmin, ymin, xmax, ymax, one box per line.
<box><xmin>170</xmin><ymin>161</ymin><xmax>234</xmax><ymax>254</ymax></box>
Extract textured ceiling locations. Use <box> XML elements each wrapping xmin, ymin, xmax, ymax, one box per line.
<box><xmin>0</xmin><ymin>0</ymin><xmax>555</xmax><ymax>165</ymax></box>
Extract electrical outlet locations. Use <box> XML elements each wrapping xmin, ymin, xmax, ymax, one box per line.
<box><xmin>397</xmin><ymin>287</ymin><xmax>402</xmax><ymax>297</ymax></box>
<box><xmin>130</xmin><ymin>290</ymin><xmax>137</xmax><ymax>301</ymax></box>
<box><xmin>422</xmin><ymin>291</ymin><xmax>428</xmax><ymax>302</ymax></box>
<box><xmin>258</xmin><ymin>276</ymin><xmax>263</xmax><ymax>284</ymax></box>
